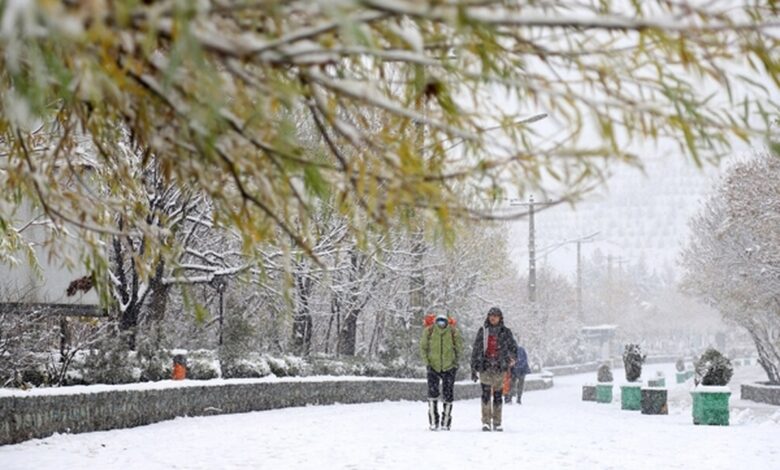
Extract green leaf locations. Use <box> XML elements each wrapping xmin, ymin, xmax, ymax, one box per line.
<box><xmin>303</xmin><ymin>165</ymin><xmax>330</xmax><ymax>199</ymax></box>
<box><xmin>194</xmin><ymin>303</ymin><xmax>210</xmax><ymax>325</ymax></box>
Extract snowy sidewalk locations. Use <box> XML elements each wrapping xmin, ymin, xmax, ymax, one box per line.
<box><xmin>1</xmin><ymin>364</ymin><xmax>778</xmax><ymax>469</ymax></box>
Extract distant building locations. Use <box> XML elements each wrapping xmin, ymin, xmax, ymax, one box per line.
<box><xmin>0</xmin><ymin>201</ymin><xmax>100</xmax><ymax>316</ymax></box>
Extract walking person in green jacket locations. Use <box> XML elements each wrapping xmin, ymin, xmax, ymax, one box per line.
<box><xmin>420</xmin><ymin>313</ymin><xmax>463</xmax><ymax>431</ymax></box>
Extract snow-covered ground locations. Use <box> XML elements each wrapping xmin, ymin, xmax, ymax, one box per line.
<box><xmin>2</xmin><ymin>363</ymin><xmax>778</xmax><ymax>469</ymax></box>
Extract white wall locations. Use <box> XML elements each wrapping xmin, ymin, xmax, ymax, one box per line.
<box><xmin>0</xmin><ymin>203</ymin><xmax>98</xmax><ymax>306</ymax></box>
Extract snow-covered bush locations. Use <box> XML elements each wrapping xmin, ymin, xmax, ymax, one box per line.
<box><xmin>675</xmin><ymin>358</ymin><xmax>686</xmax><ymax>372</ymax></box>
<box><xmin>187</xmin><ymin>350</ymin><xmax>221</xmax><ymax>380</ymax></box>
<box><xmin>136</xmin><ymin>342</ymin><xmax>172</xmax><ymax>382</ymax></box>
<box><xmin>221</xmin><ymin>353</ymin><xmax>272</xmax><ymax>378</ymax></box>
<box><xmin>79</xmin><ymin>335</ymin><xmax>138</xmax><ymax>385</ymax></box>
<box><xmin>265</xmin><ymin>355</ymin><xmax>311</xmax><ymax>377</ymax></box>
<box><xmin>597</xmin><ymin>363</ymin><xmax>613</xmax><ymax>383</ymax></box>
<box><xmin>694</xmin><ymin>349</ymin><xmax>731</xmax><ymax>386</ymax></box>
<box><xmin>694</xmin><ymin>348</ymin><xmax>733</xmax><ymax>386</ymax></box>
<box><xmin>0</xmin><ymin>307</ymin><xmax>58</xmax><ymax>388</ymax></box>
<box><xmin>622</xmin><ymin>344</ymin><xmax>645</xmax><ymax>382</ymax></box>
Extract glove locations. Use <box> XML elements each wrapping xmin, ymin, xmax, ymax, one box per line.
<box><xmin>471</xmin><ymin>370</ymin><xmax>478</xmax><ymax>382</ymax></box>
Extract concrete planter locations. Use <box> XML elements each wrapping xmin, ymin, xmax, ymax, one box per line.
<box><xmin>691</xmin><ymin>386</ymin><xmax>730</xmax><ymax>425</ymax></box>
<box><xmin>596</xmin><ymin>383</ymin><xmax>613</xmax><ymax>403</ymax></box>
<box><xmin>741</xmin><ymin>382</ymin><xmax>780</xmax><ymax>406</ymax></box>
<box><xmin>647</xmin><ymin>377</ymin><xmax>666</xmax><ymax>388</ymax></box>
<box><xmin>582</xmin><ymin>384</ymin><xmax>596</xmax><ymax>401</ymax></box>
<box><xmin>640</xmin><ymin>387</ymin><xmax>668</xmax><ymax>415</ymax></box>
<box><xmin>620</xmin><ymin>383</ymin><xmax>641</xmax><ymax>410</ymax></box>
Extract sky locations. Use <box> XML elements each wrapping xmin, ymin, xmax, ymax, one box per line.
<box><xmin>506</xmin><ymin>150</ymin><xmax>735</xmax><ymax>280</ymax></box>
<box><xmin>2</xmin><ymin>362</ymin><xmax>777</xmax><ymax>469</ymax></box>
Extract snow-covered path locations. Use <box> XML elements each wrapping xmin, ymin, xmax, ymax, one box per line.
<box><xmin>2</xmin><ymin>364</ymin><xmax>779</xmax><ymax>469</ymax></box>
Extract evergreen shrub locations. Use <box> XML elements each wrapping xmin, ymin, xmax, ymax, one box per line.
<box><xmin>694</xmin><ymin>348</ymin><xmax>733</xmax><ymax>386</ymax></box>
<box><xmin>622</xmin><ymin>344</ymin><xmax>646</xmax><ymax>382</ymax></box>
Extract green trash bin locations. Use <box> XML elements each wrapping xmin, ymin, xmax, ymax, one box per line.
<box><xmin>691</xmin><ymin>387</ymin><xmax>731</xmax><ymax>425</ymax></box>
<box><xmin>596</xmin><ymin>383</ymin><xmax>613</xmax><ymax>403</ymax></box>
<box><xmin>621</xmin><ymin>383</ymin><xmax>642</xmax><ymax>410</ymax></box>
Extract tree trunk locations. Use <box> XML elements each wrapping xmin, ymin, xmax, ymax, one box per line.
<box><xmin>337</xmin><ymin>249</ymin><xmax>362</xmax><ymax>356</ymax></box>
<box><xmin>747</xmin><ymin>316</ymin><xmax>780</xmax><ymax>384</ymax></box>
<box><xmin>338</xmin><ymin>309</ymin><xmax>358</xmax><ymax>356</ymax></box>
<box><xmin>292</xmin><ymin>272</ymin><xmax>313</xmax><ymax>356</ymax></box>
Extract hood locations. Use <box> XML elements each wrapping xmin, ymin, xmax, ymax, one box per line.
<box><xmin>483</xmin><ymin>306</ymin><xmax>504</xmax><ymax>327</ymax></box>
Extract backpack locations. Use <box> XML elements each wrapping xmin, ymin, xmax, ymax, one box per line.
<box><xmin>423</xmin><ymin>313</ymin><xmax>457</xmax><ymax>328</ymax></box>
<box><xmin>423</xmin><ymin>314</ymin><xmax>457</xmax><ymax>341</ymax></box>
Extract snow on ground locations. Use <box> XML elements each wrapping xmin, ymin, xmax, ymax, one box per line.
<box><xmin>1</xmin><ymin>363</ymin><xmax>778</xmax><ymax>469</ymax></box>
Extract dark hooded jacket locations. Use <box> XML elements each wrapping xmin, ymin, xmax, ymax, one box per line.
<box><xmin>470</xmin><ymin>309</ymin><xmax>517</xmax><ymax>373</ymax></box>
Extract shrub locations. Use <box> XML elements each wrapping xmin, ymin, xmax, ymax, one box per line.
<box><xmin>221</xmin><ymin>353</ymin><xmax>272</xmax><ymax>378</ymax></box>
<box><xmin>136</xmin><ymin>342</ymin><xmax>172</xmax><ymax>382</ymax></box>
<box><xmin>675</xmin><ymin>358</ymin><xmax>686</xmax><ymax>372</ymax></box>
<box><xmin>694</xmin><ymin>348</ymin><xmax>733</xmax><ymax>386</ymax></box>
<box><xmin>597</xmin><ymin>363</ymin><xmax>613</xmax><ymax>383</ymax></box>
<box><xmin>265</xmin><ymin>355</ymin><xmax>310</xmax><ymax>377</ymax></box>
<box><xmin>187</xmin><ymin>349</ymin><xmax>221</xmax><ymax>380</ymax></box>
<box><xmin>622</xmin><ymin>344</ymin><xmax>646</xmax><ymax>382</ymax></box>
<box><xmin>79</xmin><ymin>335</ymin><xmax>137</xmax><ymax>385</ymax></box>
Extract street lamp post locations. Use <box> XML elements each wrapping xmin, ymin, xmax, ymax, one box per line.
<box><xmin>210</xmin><ymin>276</ymin><xmax>228</xmax><ymax>346</ymax></box>
<box><xmin>536</xmin><ymin>231</ymin><xmax>599</xmax><ymax>321</ymax></box>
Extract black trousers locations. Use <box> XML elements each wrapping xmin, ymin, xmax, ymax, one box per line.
<box><xmin>427</xmin><ymin>367</ymin><xmax>456</xmax><ymax>402</ymax></box>
<box><xmin>506</xmin><ymin>373</ymin><xmax>527</xmax><ymax>399</ymax></box>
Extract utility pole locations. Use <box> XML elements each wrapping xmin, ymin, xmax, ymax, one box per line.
<box><xmin>529</xmin><ymin>195</ymin><xmax>536</xmax><ymax>302</ymax></box>
<box><xmin>534</xmin><ymin>231</ymin><xmax>599</xmax><ymax>322</ymax></box>
<box><xmin>575</xmin><ymin>233</ymin><xmax>598</xmax><ymax>323</ymax></box>
<box><xmin>577</xmin><ymin>240</ymin><xmax>583</xmax><ymax>322</ymax></box>
<box><xmin>509</xmin><ymin>196</ymin><xmax>554</xmax><ymax>303</ymax></box>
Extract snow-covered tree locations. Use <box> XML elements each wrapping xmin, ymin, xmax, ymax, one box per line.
<box><xmin>3</xmin><ymin>1</ymin><xmax>780</xmax><ymax>285</ymax></box>
<box><xmin>681</xmin><ymin>151</ymin><xmax>780</xmax><ymax>384</ymax></box>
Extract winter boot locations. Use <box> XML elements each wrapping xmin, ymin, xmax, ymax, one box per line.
<box><xmin>492</xmin><ymin>391</ymin><xmax>503</xmax><ymax>430</ymax></box>
<box><xmin>428</xmin><ymin>399</ymin><xmax>440</xmax><ymax>431</ymax></box>
<box><xmin>482</xmin><ymin>424</ymin><xmax>491</xmax><ymax>432</ymax></box>
<box><xmin>441</xmin><ymin>402</ymin><xmax>453</xmax><ymax>430</ymax></box>
<box><xmin>504</xmin><ymin>395</ymin><xmax>512</xmax><ymax>404</ymax></box>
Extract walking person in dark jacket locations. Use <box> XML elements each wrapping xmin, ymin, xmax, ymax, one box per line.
<box><xmin>504</xmin><ymin>343</ymin><xmax>532</xmax><ymax>404</ymax></box>
<box><xmin>420</xmin><ymin>313</ymin><xmax>463</xmax><ymax>431</ymax></box>
<box><xmin>470</xmin><ymin>307</ymin><xmax>517</xmax><ymax>431</ymax></box>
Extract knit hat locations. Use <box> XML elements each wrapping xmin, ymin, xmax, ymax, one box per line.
<box><xmin>487</xmin><ymin>306</ymin><xmax>503</xmax><ymax>317</ymax></box>
<box><xmin>435</xmin><ymin>314</ymin><xmax>448</xmax><ymax>324</ymax></box>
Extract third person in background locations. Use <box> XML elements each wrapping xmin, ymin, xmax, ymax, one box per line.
<box><xmin>504</xmin><ymin>340</ymin><xmax>531</xmax><ymax>404</ymax></box>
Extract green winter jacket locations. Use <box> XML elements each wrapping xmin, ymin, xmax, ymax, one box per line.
<box><xmin>420</xmin><ymin>324</ymin><xmax>463</xmax><ymax>373</ymax></box>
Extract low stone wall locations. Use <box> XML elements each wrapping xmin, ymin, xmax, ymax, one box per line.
<box><xmin>741</xmin><ymin>383</ymin><xmax>780</xmax><ymax>406</ymax></box>
<box><xmin>544</xmin><ymin>355</ymin><xmax>691</xmax><ymax>379</ymax></box>
<box><xmin>1</xmin><ymin>375</ymin><xmax>552</xmax><ymax>446</ymax></box>
<box><xmin>546</xmin><ymin>362</ymin><xmax>601</xmax><ymax>376</ymax></box>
